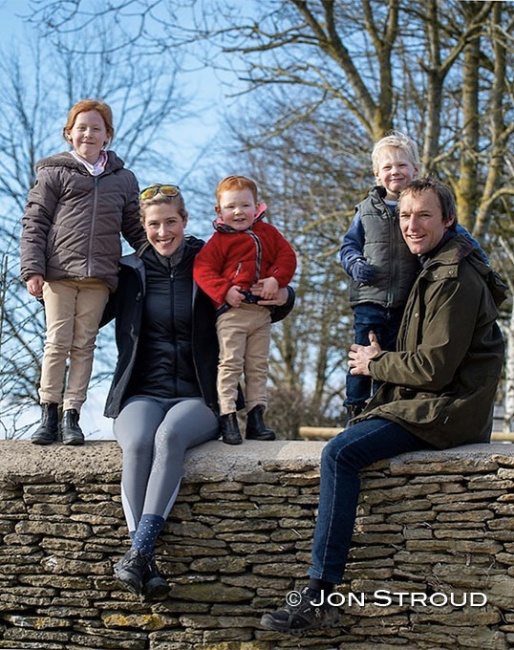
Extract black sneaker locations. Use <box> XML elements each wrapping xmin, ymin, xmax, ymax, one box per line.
<box><xmin>260</xmin><ymin>586</ymin><xmax>339</xmax><ymax>634</ymax></box>
<box><xmin>114</xmin><ymin>548</ymin><xmax>147</xmax><ymax>596</ymax></box>
<box><xmin>143</xmin><ymin>556</ymin><xmax>169</xmax><ymax>601</ymax></box>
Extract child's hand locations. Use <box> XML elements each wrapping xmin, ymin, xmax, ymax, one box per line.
<box><xmin>258</xmin><ymin>277</ymin><xmax>279</xmax><ymax>300</ymax></box>
<box><xmin>225</xmin><ymin>285</ymin><xmax>245</xmax><ymax>307</ymax></box>
<box><xmin>351</xmin><ymin>259</ymin><xmax>376</xmax><ymax>285</ymax></box>
<box><xmin>26</xmin><ymin>274</ymin><xmax>44</xmax><ymax>298</ymax></box>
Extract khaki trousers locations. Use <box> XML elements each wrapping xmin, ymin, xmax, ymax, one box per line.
<box><xmin>40</xmin><ymin>278</ymin><xmax>109</xmax><ymax>411</ymax></box>
<box><xmin>216</xmin><ymin>304</ymin><xmax>271</xmax><ymax>415</ymax></box>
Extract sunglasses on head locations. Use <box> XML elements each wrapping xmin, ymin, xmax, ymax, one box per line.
<box><xmin>140</xmin><ymin>184</ymin><xmax>181</xmax><ymax>200</ymax></box>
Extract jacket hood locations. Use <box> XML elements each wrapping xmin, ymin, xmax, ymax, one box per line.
<box><xmin>467</xmin><ymin>249</ymin><xmax>509</xmax><ymax>308</ymax></box>
<box><xmin>35</xmin><ymin>150</ymin><xmax>126</xmax><ymax>173</ymax></box>
<box><xmin>425</xmin><ymin>234</ymin><xmax>508</xmax><ymax>309</ymax></box>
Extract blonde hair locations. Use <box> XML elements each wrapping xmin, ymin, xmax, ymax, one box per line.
<box><xmin>140</xmin><ymin>191</ymin><xmax>188</xmax><ymax>224</ymax></box>
<box><xmin>371</xmin><ymin>130</ymin><xmax>420</xmax><ymax>172</ymax></box>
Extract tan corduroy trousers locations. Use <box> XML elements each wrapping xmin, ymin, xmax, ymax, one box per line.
<box><xmin>39</xmin><ymin>278</ymin><xmax>109</xmax><ymax>411</ymax></box>
<box><xmin>216</xmin><ymin>304</ymin><xmax>272</xmax><ymax>415</ymax></box>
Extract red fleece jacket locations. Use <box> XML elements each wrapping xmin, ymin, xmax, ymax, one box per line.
<box><xmin>193</xmin><ymin>219</ymin><xmax>296</xmax><ymax>309</ymax></box>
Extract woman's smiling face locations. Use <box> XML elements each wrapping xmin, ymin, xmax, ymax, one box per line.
<box><xmin>143</xmin><ymin>203</ymin><xmax>187</xmax><ymax>257</ymax></box>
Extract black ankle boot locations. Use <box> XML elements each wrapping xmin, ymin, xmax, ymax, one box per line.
<box><xmin>114</xmin><ymin>547</ymin><xmax>148</xmax><ymax>596</ymax></box>
<box><xmin>31</xmin><ymin>403</ymin><xmax>59</xmax><ymax>445</ymax></box>
<box><xmin>246</xmin><ymin>405</ymin><xmax>276</xmax><ymax>440</ymax></box>
<box><xmin>61</xmin><ymin>409</ymin><xmax>84</xmax><ymax>446</ymax></box>
<box><xmin>220</xmin><ymin>412</ymin><xmax>243</xmax><ymax>445</ymax></box>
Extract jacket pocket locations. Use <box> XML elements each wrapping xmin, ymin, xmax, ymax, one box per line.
<box><xmin>377</xmin><ymin>393</ymin><xmax>454</xmax><ymax>427</ymax></box>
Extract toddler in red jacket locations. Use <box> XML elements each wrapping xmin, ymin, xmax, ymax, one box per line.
<box><xmin>194</xmin><ymin>175</ymin><xmax>296</xmax><ymax>444</ymax></box>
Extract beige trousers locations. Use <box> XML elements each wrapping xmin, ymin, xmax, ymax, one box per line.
<box><xmin>40</xmin><ymin>278</ymin><xmax>110</xmax><ymax>411</ymax></box>
<box><xmin>216</xmin><ymin>304</ymin><xmax>272</xmax><ymax>415</ymax></box>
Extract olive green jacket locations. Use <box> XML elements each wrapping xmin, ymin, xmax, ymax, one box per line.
<box><xmin>357</xmin><ymin>234</ymin><xmax>507</xmax><ymax>449</ymax></box>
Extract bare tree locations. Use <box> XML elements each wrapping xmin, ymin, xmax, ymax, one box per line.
<box><xmin>0</xmin><ymin>22</ymin><xmax>192</xmax><ymax>438</ymax></box>
<box><xmin>22</xmin><ymin>0</ymin><xmax>514</xmax><ymax>434</ymax></box>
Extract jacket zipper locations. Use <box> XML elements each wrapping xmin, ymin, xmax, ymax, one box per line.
<box><xmin>87</xmin><ymin>176</ymin><xmax>99</xmax><ymax>277</ymax></box>
<box><xmin>168</xmin><ymin>258</ymin><xmax>177</xmax><ymax>395</ymax></box>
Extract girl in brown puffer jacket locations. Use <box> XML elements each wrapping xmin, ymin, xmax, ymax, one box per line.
<box><xmin>20</xmin><ymin>99</ymin><xmax>144</xmax><ymax>446</ymax></box>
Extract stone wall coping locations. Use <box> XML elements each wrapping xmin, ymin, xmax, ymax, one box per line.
<box><xmin>1</xmin><ymin>439</ymin><xmax>512</xmax><ymax>483</ymax></box>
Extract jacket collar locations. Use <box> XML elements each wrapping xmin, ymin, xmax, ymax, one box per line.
<box><xmin>420</xmin><ymin>235</ymin><xmax>508</xmax><ymax>307</ymax></box>
<box><xmin>35</xmin><ymin>150</ymin><xmax>125</xmax><ymax>174</ymax></box>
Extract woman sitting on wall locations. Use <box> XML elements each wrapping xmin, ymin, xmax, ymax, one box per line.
<box><xmin>103</xmin><ymin>183</ymin><xmax>294</xmax><ymax>601</ymax></box>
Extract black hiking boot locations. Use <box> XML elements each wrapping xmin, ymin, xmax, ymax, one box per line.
<box><xmin>143</xmin><ymin>556</ymin><xmax>169</xmax><ymax>602</ymax></box>
<box><xmin>260</xmin><ymin>586</ymin><xmax>339</xmax><ymax>634</ymax></box>
<box><xmin>114</xmin><ymin>548</ymin><xmax>148</xmax><ymax>596</ymax></box>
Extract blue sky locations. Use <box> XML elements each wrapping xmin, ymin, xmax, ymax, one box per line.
<box><xmin>0</xmin><ymin>0</ymin><xmax>240</xmax><ymax>189</ymax></box>
<box><xmin>0</xmin><ymin>0</ymin><xmax>244</xmax><ymax>438</ymax></box>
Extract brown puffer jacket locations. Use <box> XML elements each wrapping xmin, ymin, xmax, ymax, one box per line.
<box><xmin>20</xmin><ymin>151</ymin><xmax>145</xmax><ymax>292</ymax></box>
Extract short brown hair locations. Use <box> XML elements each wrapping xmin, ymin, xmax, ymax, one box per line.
<box><xmin>215</xmin><ymin>175</ymin><xmax>259</xmax><ymax>205</ymax></box>
<box><xmin>62</xmin><ymin>99</ymin><xmax>115</xmax><ymax>144</ymax></box>
<box><xmin>400</xmin><ymin>177</ymin><xmax>457</xmax><ymax>228</ymax></box>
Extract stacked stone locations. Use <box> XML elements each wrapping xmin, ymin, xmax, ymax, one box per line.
<box><xmin>0</xmin><ymin>440</ymin><xmax>513</xmax><ymax>649</ymax></box>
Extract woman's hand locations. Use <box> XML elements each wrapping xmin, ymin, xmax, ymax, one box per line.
<box><xmin>348</xmin><ymin>331</ymin><xmax>382</xmax><ymax>376</ymax></box>
<box><xmin>258</xmin><ymin>277</ymin><xmax>279</xmax><ymax>300</ymax></box>
<box><xmin>26</xmin><ymin>274</ymin><xmax>44</xmax><ymax>298</ymax></box>
<box><xmin>251</xmin><ymin>282</ymin><xmax>289</xmax><ymax>306</ymax></box>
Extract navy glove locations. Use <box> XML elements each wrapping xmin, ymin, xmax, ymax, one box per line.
<box><xmin>351</xmin><ymin>259</ymin><xmax>376</xmax><ymax>284</ymax></box>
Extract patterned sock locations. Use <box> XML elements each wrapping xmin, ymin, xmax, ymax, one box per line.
<box><xmin>132</xmin><ymin>514</ymin><xmax>165</xmax><ymax>556</ymax></box>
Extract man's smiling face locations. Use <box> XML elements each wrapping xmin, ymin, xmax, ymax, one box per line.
<box><xmin>399</xmin><ymin>188</ymin><xmax>454</xmax><ymax>256</ymax></box>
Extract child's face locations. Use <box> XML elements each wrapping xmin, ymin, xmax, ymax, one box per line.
<box><xmin>68</xmin><ymin>110</ymin><xmax>108</xmax><ymax>163</ymax></box>
<box><xmin>143</xmin><ymin>202</ymin><xmax>187</xmax><ymax>257</ymax></box>
<box><xmin>374</xmin><ymin>147</ymin><xmax>418</xmax><ymax>200</ymax></box>
<box><xmin>216</xmin><ymin>188</ymin><xmax>257</xmax><ymax>231</ymax></box>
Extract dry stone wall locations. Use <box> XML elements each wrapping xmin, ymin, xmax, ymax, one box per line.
<box><xmin>0</xmin><ymin>440</ymin><xmax>513</xmax><ymax>650</ymax></box>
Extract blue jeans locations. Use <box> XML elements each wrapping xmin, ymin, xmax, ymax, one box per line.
<box><xmin>308</xmin><ymin>418</ymin><xmax>432</xmax><ymax>584</ymax></box>
<box><xmin>345</xmin><ymin>303</ymin><xmax>404</xmax><ymax>408</ymax></box>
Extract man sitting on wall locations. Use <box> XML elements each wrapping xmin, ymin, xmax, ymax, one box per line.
<box><xmin>260</xmin><ymin>177</ymin><xmax>507</xmax><ymax>634</ymax></box>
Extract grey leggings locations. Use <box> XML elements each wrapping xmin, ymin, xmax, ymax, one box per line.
<box><xmin>113</xmin><ymin>396</ymin><xmax>220</xmax><ymax>533</ymax></box>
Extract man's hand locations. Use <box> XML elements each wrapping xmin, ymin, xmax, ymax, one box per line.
<box><xmin>348</xmin><ymin>331</ymin><xmax>382</xmax><ymax>376</ymax></box>
<box><xmin>26</xmin><ymin>274</ymin><xmax>44</xmax><ymax>298</ymax></box>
